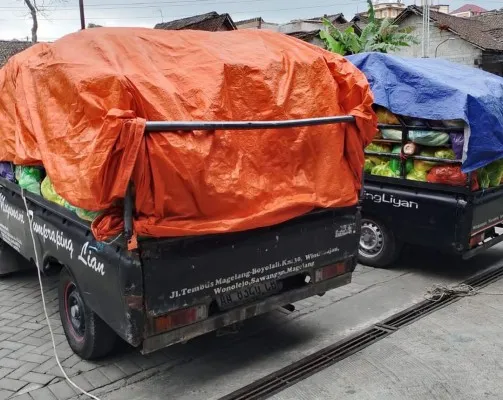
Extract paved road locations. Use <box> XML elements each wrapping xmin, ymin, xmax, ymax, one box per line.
<box><xmin>0</xmin><ymin>245</ymin><xmax>501</xmax><ymax>400</ymax></box>
<box><xmin>274</xmin><ymin>277</ymin><xmax>503</xmax><ymax>400</ymax></box>
<box><xmin>100</xmin><ymin>245</ymin><xmax>503</xmax><ymax>400</ymax></box>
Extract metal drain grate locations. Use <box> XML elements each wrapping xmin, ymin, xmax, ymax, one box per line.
<box><xmin>219</xmin><ymin>264</ymin><xmax>503</xmax><ymax>400</ymax></box>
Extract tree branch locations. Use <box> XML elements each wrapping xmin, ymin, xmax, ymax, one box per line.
<box><xmin>24</xmin><ymin>0</ymin><xmax>38</xmax><ymax>42</ymax></box>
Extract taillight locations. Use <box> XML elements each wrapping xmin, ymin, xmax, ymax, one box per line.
<box><xmin>153</xmin><ymin>305</ymin><xmax>207</xmax><ymax>334</ymax></box>
<box><xmin>470</xmin><ymin>232</ymin><xmax>485</xmax><ymax>248</ymax></box>
<box><xmin>314</xmin><ymin>262</ymin><xmax>346</xmax><ymax>283</ymax></box>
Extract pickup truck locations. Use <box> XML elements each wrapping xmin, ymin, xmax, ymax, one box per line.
<box><xmin>0</xmin><ymin>117</ymin><xmax>362</xmax><ymax>359</ymax></box>
<box><xmin>360</xmin><ymin>120</ymin><xmax>503</xmax><ymax>268</ymax></box>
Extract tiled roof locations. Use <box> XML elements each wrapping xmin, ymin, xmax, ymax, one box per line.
<box><xmin>0</xmin><ymin>40</ymin><xmax>33</xmax><ymax>67</ymax></box>
<box><xmin>351</xmin><ymin>14</ymin><xmax>370</xmax><ymax>29</ymax></box>
<box><xmin>287</xmin><ymin>30</ymin><xmax>322</xmax><ymax>42</ymax></box>
<box><xmin>451</xmin><ymin>4</ymin><xmax>487</xmax><ymax>15</ymax></box>
<box><xmin>154</xmin><ymin>11</ymin><xmax>236</xmax><ymax>31</ymax></box>
<box><xmin>235</xmin><ymin>17</ymin><xmax>262</xmax><ymax>25</ymax></box>
<box><xmin>288</xmin><ymin>23</ymin><xmax>362</xmax><ymax>43</ymax></box>
<box><xmin>396</xmin><ymin>6</ymin><xmax>503</xmax><ymax>52</ymax></box>
<box><xmin>300</xmin><ymin>13</ymin><xmax>347</xmax><ymax>24</ymax></box>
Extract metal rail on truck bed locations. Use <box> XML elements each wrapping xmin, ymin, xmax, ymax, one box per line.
<box><xmin>123</xmin><ymin>115</ymin><xmax>356</xmax><ymax>242</ymax></box>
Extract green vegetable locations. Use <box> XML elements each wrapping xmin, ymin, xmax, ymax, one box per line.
<box><xmin>380</xmin><ymin>129</ymin><xmax>402</xmax><ymax>141</ymax></box>
<box><xmin>41</xmin><ymin>177</ymin><xmax>66</xmax><ymax>206</ymax></box>
<box><xmin>414</xmin><ymin>149</ymin><xmax>439</xmax><ymax>172</ymax></box>
<box><xmin>366</xmin><ymin>142</ymin><xmax>391</xmax><ymax>153</ymax></box>
<box><xmin>479</xmin><ymin>160</ymin><xmax>503</xmax><ymax>188</ymax></box>
<box><xmin>367</xmin><ymin>156</ymin><xmax>388</xmax><ymax>165</ymax></box>
<box><xmin>15</xmin><ymin>166</ymin><xmax>43</xmax><ymax>195</ymax></box>
<box><xmin>409</xmin><ymin>130</ymin><xmax>449</xmax><ymax>146</ymax></box>
<box><xmin>364</xmin><ymin>158</ymin><xmax>375</xmax><ymax>173</ymax></box>
<box><xmin>389</xmin><ymin>145</ymin><xmax>413</xmax><ymax>174</ymax></box>
<box><xmin>76</xmin><ymin>209</ymin><xmax>102</xmax><ymax>222</ymax></box>
<box><xmin>371</xmin><ymin>162</ymin><xmax>398</xmax><ymax>178</ymax></box>
<box><xmin>406</xmin><ymin>169</ymin><xmax>427</xmax><ymax>182</ymax></box>
<box><xmin>434</xmin><ymin>148</ymin><xmax>456</xmax><ymax>160</ymax></box>
<box><xmin>478</xmin><ymin>168</ymin><xmax>490</xmax><ymax>189</ymax></box>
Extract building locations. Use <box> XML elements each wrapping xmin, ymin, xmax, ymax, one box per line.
<box><xmin>450</xmin><ymin>4</ymin><xmax>487</xmax><ymax>18</ymax></box>
<box><xmin>372</xmin><ymin>0</ymin><xmax>407</xmax><ymax>19</ymax></box>
<box><xmin>236</xmin><ymin>14</ymin><xmax>348</xmax><ymax>35</ymax></box>
<box><xmin>154</xmin><ymin>11</ymin><xmax>236</xmax><ymax>31</ymax></box>
<box><xmin>356</xmin><ymin>2</ymin><xmax>449</xmax><ymax>20</ymax></box>
<box><xmin>0</xmin><ymin>40</ymin><xmax>33</xmax><ymax>67</ymax></box>
<box><xmin>235</xmin><ymin>17</ymin><xmax>279</xmax><ymax>31</ymax></box>
<box><xmin>393</xmin><ymin>6</ymin><xmax>503</xmax><ymax>75</ymax></box>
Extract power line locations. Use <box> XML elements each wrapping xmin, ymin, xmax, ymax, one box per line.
<box><xmin>0</xmin><ymin>0</ymin><xmax>273</xmax><ymax>11</ymax></box>
<box><xmin>0</xmin><ymin>0</ymin><xmax>369</xmax><ymax>11</ymax></box>
<box><xmin>0</xmin><ymin>2</ymin><xmax>366</xmax><ymax>21</ymax></box>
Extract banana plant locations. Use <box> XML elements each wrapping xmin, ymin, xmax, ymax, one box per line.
<box><xmin>320</xmin><ymin>0</ymin><xmax>418</xmax><ymax>55</ymax></box>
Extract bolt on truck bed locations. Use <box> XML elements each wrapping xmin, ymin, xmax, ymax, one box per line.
<box><xmin>0</xmin><ymin>116</ymin><xmax>362</xmax><ymax>359</ymax></box>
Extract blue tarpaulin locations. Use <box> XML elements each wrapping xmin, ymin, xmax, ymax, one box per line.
<box><xmin>347</xmin><ymin>52</ymin><xmax>503</xmax><ymax>172</ymax></box>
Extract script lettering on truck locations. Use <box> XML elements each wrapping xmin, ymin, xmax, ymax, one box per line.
<box><xmin>78</xmin><ymin>242</ymin><xmax>105</xmax><ymax>276</ymax></box>
<box><xmin>365</xmin><ymin>192</ymin><xmax>419</xmax><ymax>209</ymax></box>
<box><xmin>32</xmin><ymin>220</ymin><xmax>74</xmax><ymax>258</ymax></box>
<box><xmin>0</xmin><ymin>193</ymin><xmax>25</xmax><ymax>224</ymax></box>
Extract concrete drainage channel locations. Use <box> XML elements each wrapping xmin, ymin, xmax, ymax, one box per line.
<box><xmin>218</xmin><ymin>265</ymin><xmax>503</xmax><ymax>400</ymax></box>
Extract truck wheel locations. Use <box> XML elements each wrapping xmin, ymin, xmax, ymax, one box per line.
<box><xmin>358</xmin><ymin>218</ymin><xmax>401</xmax><ymax>268</ymax></box>
<box><xmin>58</xmin><ymin>268</ymin><xmax>116</xmax><ymax>360</ymax></box>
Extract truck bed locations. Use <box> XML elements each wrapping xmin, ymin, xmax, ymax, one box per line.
<box><xmin>363</xmin><ymin>175</ymin><xmax>503</xmax><ymax>256</ymax></box>
<box><xmin>0</xmin><ymin>176</ymin><xmax>360</xmax><ymax>353</ymax></box>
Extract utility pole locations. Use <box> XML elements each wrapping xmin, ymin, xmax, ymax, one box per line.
<box><xmin>421</xmin><ymin>0</ymin><xmax>430</xmax><ymax>57</ymax></box>
<box><xmin>79</xmin><ymin>0</ymin><xmax>86</xmax><ymax>30</ymax></box>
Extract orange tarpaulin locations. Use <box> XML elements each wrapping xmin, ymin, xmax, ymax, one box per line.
<box><xmin>0</xmin><ymin>28</ymin><xmax>376</xmax><ymax>241</ymax></box>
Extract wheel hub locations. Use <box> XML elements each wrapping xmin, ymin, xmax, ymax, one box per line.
<box><xmin>359</xmin><ymin>221</ymin><xmax>384</xmax><ymax>258</ymax></box>
<box><xmin>67</xmin><ymin>287</ymin><xmax>86</xmax><ymax>338</ymax></box>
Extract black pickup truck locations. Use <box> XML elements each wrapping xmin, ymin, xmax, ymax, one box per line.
<box><xmin>359</xmin><ymin>120</ymin><xmax>503</xmax><ymax>268</ymax></box>
<box><xmin>0</xmin><ymin>117</ymin><xmax>361</xmax><ymax>359</ymax></box>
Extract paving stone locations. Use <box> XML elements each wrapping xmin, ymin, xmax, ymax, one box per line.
<box><xmin>99</xmin><ymin>364</ymin><xmax>127</xmax><ymax>382</ymax></box>
<box><xmin>65</xmin><ymin>376</ymin><xmax>93</xmax><ymax>393</ymax></box>
<box><xmin>19</xmin><ymin>323</ymin><xmax>45</xmax><ymax>331</ymax></box>
<box><xmin>0</xmin><ymin>390</ymin><xmax>14</xmax><ymax>400</ymax></box>
<box><xmin>71</xmin><ymin>361</ymin><xmax>98</xmax><ymax>374</ymax></box>
<box><xmin>113</xmin><ymin>359</ymin><xmax>142</xmax><ymax>376</ymax></box>
<box><xmin>32</xmin><ymin>359</ymin><xmax>58</xmax><ymax>375</ymax></box>
<box><xmin>7</xmin><ymin>362</ymin><xmax>38</xmax><ymax>379</ymax></box>
<box><xmin>20</xmin><ymin>372</ymin><xmax>56</xmax><ymax>386</ymax></box>
<box><xmin>1</xmin><ymin>312</ymin><xmax>24</xmax><ymax>321</ymax></box>
<box><xmin>12</xmin><ymin>394</ymin><xmax>34</xmax><ymax>400</ymax></box>
<box><xmin>2</xmin><ymin>359</ymin><xmax>25</xmax><ymax>370</ymax></box>
<box><xmin>15</xmin><ymin>383</ymin><xmax>43</xmax><ymax>396</ymax></box>
<box><xmin>8</xmin><ymin>345</ymin><xmax>37</xmax><ymax>359</ymax></box>
<box><xmin>61</xmin><ymin>355</ymin><xmax>81</xmax><ymax>370</ymax></box>
<box><xmin>0</xmin><ymin>368</ymin><xmax>15</xmax><ymax>379</ymax></box>
<box><xmin>0</xmin><ymin>348</ymin><xmax>14</xmax><ymax>358</ymax></box>
<box><xmin>0</xmin><ymin>377</ymin><xmax>28</xmax><ymax>392</ymax></box>
<box><xmin>18</xmin><ymin>353</ymin><xmax>51</xmax><ymax>364</ymax></box>
<box><xmin>29</xmin><ymin>387</ymin><xmax>58</xmax><ymax>400</ymax></box>
<box><xmin>18</xmin><ymin>337</ymin><xmax>48</xmax><ymax>348</ymax></box>
<box><xmin>80</xmin><ymin>369</ymin><xmax>110</xmax><ymax>389</ymax></box>
<box><xmin>48</xmin><ymin>381</ymin><xmax>78</xmax><ymax>400</ymax></box>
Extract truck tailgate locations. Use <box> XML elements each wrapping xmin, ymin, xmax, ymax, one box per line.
<box><xmin>139</xmin><ymin>208</ymin><xmax>359</xmax><ymax>317</ymax></box>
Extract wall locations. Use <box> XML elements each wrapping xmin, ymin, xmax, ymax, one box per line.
<box><xmin>278</xmin><ymin>21</ymin><xmax>322</xmax><ymax>34</ymax></box>
<box><xmin>392</xmin><ymin>14</ymin><xmax>482</xmax><ymax>66</ymax></box>
<box><xmin>236</xmin><ymin>21</ymin><xmax>279</xmax><ymax>31</ymax></box>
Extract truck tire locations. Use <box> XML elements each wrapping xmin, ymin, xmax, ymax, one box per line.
<box><xmin>58</xmin><ymin>268</ymin><xmax>116</xmax><ymax>359</ymax></box>
<box><xmin>358</xmin><ymin>218</ymin><xmax>401</xmax><ymax>268</ymax></box>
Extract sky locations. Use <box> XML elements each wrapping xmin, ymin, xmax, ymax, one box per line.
<box><xmin>0</xmin><ymin>0</ymin><xmax>501</xmax><ymax>42</ymax></box>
